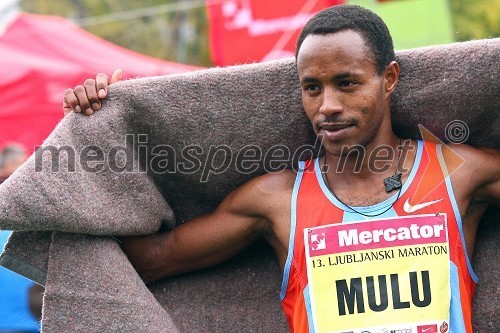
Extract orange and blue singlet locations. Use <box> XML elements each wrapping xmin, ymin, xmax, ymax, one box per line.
<box><xmin>280</xmin><ymin>140</ymin><xmax>477</xmax><ymax>333</ymax></box>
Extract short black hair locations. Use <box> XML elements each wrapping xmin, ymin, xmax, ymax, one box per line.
<box><xmin>296</xmin><ymin>5</ymin><xmax>395</xmax><ymax>74</ymax></box>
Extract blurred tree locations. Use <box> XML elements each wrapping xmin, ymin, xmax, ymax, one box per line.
<box><xmin>450</xmin><ymin>0</ymin><xmax>500</xmax><ymax>41</ymax></box>
<box><xmin>20</xmin><ymin>0</ymin><xmax>211</xmax><ymax>66</ymax></box>
<box><xmin>18</xmin><ymin>0</ymin><xmax>500</xmax><ymax>66</ymax></box>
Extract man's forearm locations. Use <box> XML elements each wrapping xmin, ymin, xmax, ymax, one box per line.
<box><xmin>119</xmin><ymin>233</ymin><xmax>171</xmax><ymax>284</ymax></box>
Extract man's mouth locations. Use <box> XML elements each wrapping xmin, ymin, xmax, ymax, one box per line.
<box><xmin>319</xmin><ymin>123</ymin><xmax>355</xmax><ymax>140</ymax></box>
<box><xmin>320</xmin><ymin>123</ymin><xmax>353</xmax><ymax>131</ymax></box>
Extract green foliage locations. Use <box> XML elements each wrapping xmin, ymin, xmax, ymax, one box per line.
<box><xmin>19</xmin><ymin>0</ymin><xmax>500</xmax><ymax>66</ymax></box>
<box><xmin>449</xmin><ymin>0</ymin><xmax>500</xmax><ymax>41</ymax></box>
<box><xmin>20</xmin><ymin>0</ymin><xmax>212</xmax><ymax>66</ymax></box>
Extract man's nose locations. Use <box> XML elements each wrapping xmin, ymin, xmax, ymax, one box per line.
<box><xmin>319</xmin><ymin>88</ymin><xmax>343</xmax><ymax>116</ymax></box>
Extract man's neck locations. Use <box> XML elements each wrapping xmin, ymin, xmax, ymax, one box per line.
<box><xmin>322</xmin><ymin>137</ymin><xmax>417</xmax><ymax>206</ymax></box>
<box><xmin>326</xmin><ymin>136</ymin><xmax>402</xmax><ymax>178</ymax></box>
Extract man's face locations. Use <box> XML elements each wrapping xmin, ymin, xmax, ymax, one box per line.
<box><xmin>0</xmin><ymin>154</ymin><xmax>26</xmax><ymax>179</ymax></box>
<box><xmin>297</xmin><ymin>30</ymin><xmax>397</xmax><ymax>156</ymax></box>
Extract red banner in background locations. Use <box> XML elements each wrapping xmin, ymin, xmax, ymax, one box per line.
<box><xmin>207</xmin><ymin>0</ymin><xmax>344</xmax><ymax>66</ymax></box>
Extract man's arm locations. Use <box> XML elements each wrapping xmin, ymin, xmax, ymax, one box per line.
<box><xmin>63</xmin><ymin>69</ymin><xmax>122</xmax><ymax>116</ymax></box>
<box><xmin>447</xmin><ymin>144</ymin><xmax>500</xmax><ymax>208</ymax></box>
<box><xmin>444</xmin><ymin>144</ymin><xmax>500</xmax><ymax>258</ymax></box>
<box><xmin>471</xmin><ymin>147</ymin><xmax>500</xmax><ymax>206</ymax></box>
<box><xmin>119</xmin><ymin>171</ymin><xmax>293</xmax><ymax>284</ymax></box>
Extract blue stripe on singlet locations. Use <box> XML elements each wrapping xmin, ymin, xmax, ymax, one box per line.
<box><xmin>280</xmin><ymin>160</ymin><xmax>306</xmax><ymax>300</ymax></box>
<box><xmin>438</xmin><ymin>145</ymin><xmax>479</xmax><ymax>283</ymax></box>
<box><xmin>304</xmin><ymin>285</ymin><xmax>316</xmax><ymax>333</ymax></box>
<box><xmin>437</xmin><ymin>144</ymin><xmax>476</xmax><ymax>332</ymax></box>
<box><xmin>450</xmin><ymin>262</ymin><xmax>467</xmax><ymax>333</ymax></box>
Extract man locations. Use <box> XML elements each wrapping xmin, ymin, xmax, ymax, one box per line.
<box><xmin>0</xmin><ymin>144</ymin><xmax>27</xmax><ymax>184</ymax></box>
<box><xmin>63</xmin><ymin>5</ymin><xmax>499</xmax><ymax>333</ymax></box>
<box><xmin>0</xmin><ymin>144</ymin><xmax>42</xmax><ymax>333</ymax></box>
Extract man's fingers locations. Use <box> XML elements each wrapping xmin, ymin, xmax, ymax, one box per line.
<box><xmin>96</xmin><ymin>72</ymin><xmax>110</xmax><ymax>99</ymax></box>
<box><xmin>96</xmin><ymin>69</ymin><xmax>122</xmax><ymax>99</ymax></box>
<box><xmin>62</xmin><ymin>70</ymin><xmax>122</xmax><ymax>117</ymax></box>
<box><xmin>83</xmin><ymin>78</ymin><xmax>101</xmax><ymax>113</ymax></box>
<box><xmin>110</xmin><ymin>69</ymin><xmax>122</xmax><ymax>84</ymax></box>
<box><xmin>62</xmin><ymin>100</ymin><xmax>72</xmax><ymax>116</ymax></box>
<box><xmin>63</xmin><ymin>88</ymin><xmax>81</xmax><ymax>114</ymax></box>
<box><xmin>73</xmin><ymin>83</ymin><xmax>93</xmax><ymax>116</ymax></box>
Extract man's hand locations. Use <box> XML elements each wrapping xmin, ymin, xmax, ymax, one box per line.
<box><xmin>63</xmin><ymin>69</ymin><xmax>122</xmax><ymax>116</ymax></box>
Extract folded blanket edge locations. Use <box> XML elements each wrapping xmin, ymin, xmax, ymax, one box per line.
<box><xmin>0</xmin><ymin>252</ymin><xmax>46</xmax><ymax>285</ymax></box>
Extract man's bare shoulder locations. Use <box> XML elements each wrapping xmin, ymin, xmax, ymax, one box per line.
<box><xmin>447</xmin><ymin>143</ymin><xmax>499</xmax><ymax>159</ymax></box>
<box><xmin>251</xmin><ymin>169</ymin><xmax>297</xmax><ymax>196</ymax></box>
<box><xmin>222</xmin><ymin>169</ymin><xmax>297</xmax><ymax>215</ymax></box>
<box><xmin>446</xmin><ymin>143</ymin><xmax>500</xmax><ymax>205</ymax></box>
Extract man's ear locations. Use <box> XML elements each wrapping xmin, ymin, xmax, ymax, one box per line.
<box><xmin>384</xmin><ymin>61</ymin><xmax>399</xmax><ymax>96</ymax></box>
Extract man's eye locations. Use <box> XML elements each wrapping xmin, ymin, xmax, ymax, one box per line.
<box><xmin>339</xmin><ymin>80</ymin><xmax>355</xmax><ymax>88</ymax></box>
<box><xmin>304</xmin><ymin>85</ymin><xmax>319</xmax><ymax>91</ymax></box>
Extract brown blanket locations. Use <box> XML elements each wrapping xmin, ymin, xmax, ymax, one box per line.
<box><xmin>0</xmin><ymin>38</ymin><xmax>499</xmax><ymax>332</ymax></box>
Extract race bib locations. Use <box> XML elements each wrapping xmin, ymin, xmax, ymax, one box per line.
<box><xmin>304</xmin><ymin>214</ymin><xmax>450</xmax><ymax>333</ymax></box>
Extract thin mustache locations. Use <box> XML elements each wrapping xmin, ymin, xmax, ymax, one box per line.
<box><xmin>317</xmin><ymin>117</ymin><xmax>358</xmax><ymax>127</ymax></box>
